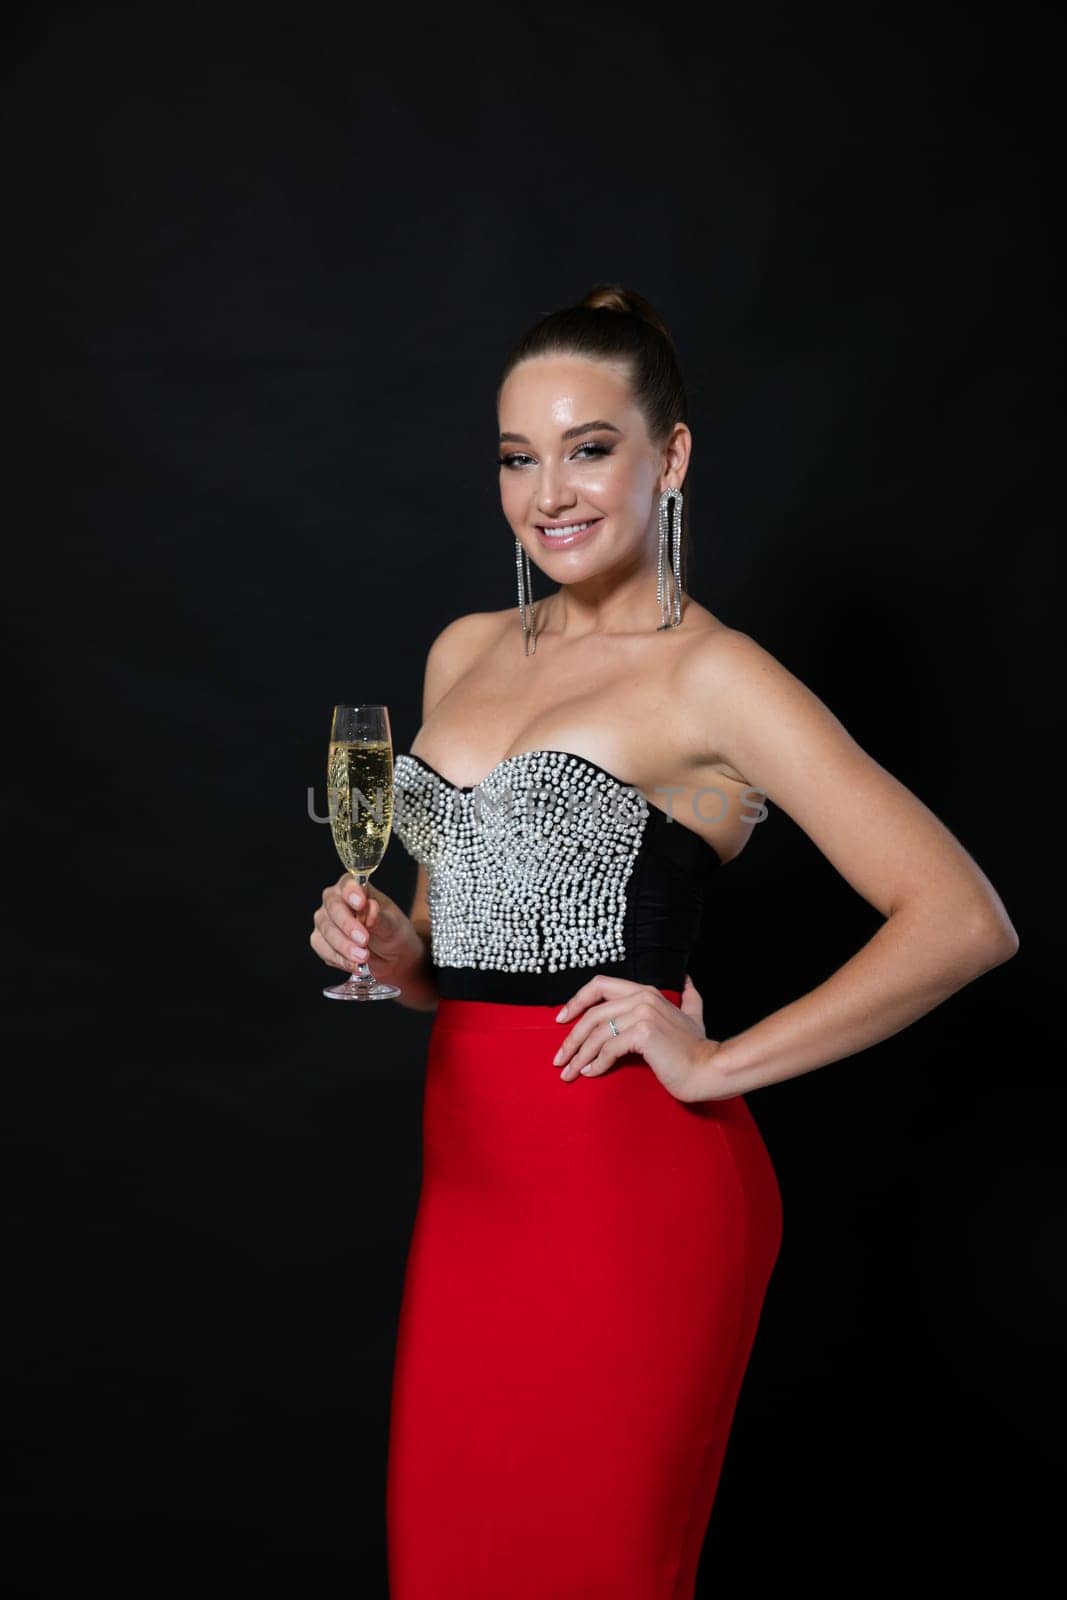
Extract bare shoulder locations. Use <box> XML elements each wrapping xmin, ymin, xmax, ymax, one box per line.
<box><xmin>675</xmin><ymin>623</ymin><xmax>858</xmax><ymax>789</ymax></box>
<box><xmin>427</xmin><ymin>608</ymin><xmax>508</xmax><ymax>666</ymax></box>
<box><xmin>677</xmin><ymin>622</ymin><xmax>810</xmax><ymax>701</ymax></box>
<box><xmin>422</xmin><ymin>609</ymin><xmax>511</xmax><ymax>718</ymax></box>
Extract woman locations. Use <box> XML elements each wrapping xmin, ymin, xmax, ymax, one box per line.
<box><xmin>310</xmin><ymin>284</ymin><xmax>1019</xmax><ymax>1598</ymax></box>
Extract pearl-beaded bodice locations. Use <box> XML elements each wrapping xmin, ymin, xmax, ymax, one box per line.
<box><xmin>391</xmin><ymin>748</ymin><xmax>723</xmax><ymax>1006</ymax></box>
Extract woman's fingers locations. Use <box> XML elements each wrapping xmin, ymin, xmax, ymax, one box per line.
<box><xmin>312</xmin><ymin>906</ymin><xmax>364</xmax><ymax>968</ymax></box>
<box><xmin>312</xmin><ymin>875</ymin><xmax>413</xmax><ymax>974</ymax></box>
<box><xmin>561</xmin><ymin>1023</ymin><xmax>634</xmax><ymax>1081</ymax></box>
<box><xmin>556</xmin><ymin>1007</ymin><xmax>636</xmax><ymax>1079</ymax></box>
<box><xmin>328</xmin><ymin>880</ymin><xmax>377</xmax><ymax>943</ymax></box>
<box><xmin>555</xmin><ymin>991</ymin><xmax>660</xmax><ymax>1080</ymax></box>
<box><xmin>554</xmin><ymin>972</ymin><xmax>639</xmax><ymax>1023</ymax></box>
<box><xmin>309</xmin><ymin>924</ymin><xmax>356</xmax><ymax>971</ymax></box>
<box><xmin>334</xmin><ymin>878</ymin><xmax>385</xmax><ymax>933</ymax></box>
<box><xmin>316</xmin><ymin>882</ymin><xmax>372</xmax><ymax>968</ymax></box>
<box><xmin>553</xmin><ymin>985</ymin><xmax>656</xmax><ymax>1060</ymax></box>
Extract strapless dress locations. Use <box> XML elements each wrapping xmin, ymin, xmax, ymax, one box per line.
<box><xmin>384</xmin><ymin>746</ymin><xmax>783</xmax><ymax>1599</ymax></box>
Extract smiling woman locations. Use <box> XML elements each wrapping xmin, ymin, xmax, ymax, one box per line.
<box><xmin>307</xmin><ymin>282</ymin><xmax>1019</xmax><ymax>1599</ymax></box>
<box><xmin>501</xmin><ymin>418</ymin><xmax>619</xmax><ymax>548</ymax></box>
<box><xmin>494</xmin><ymin>285</ymin><xmax>694</xmax><ymax>651</ymax></box>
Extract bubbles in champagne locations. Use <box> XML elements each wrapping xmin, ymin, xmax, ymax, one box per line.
<box><xmin>327</xmin><ymin>740</ymin><xmax>394</xmax><ymax>875</ymax></box>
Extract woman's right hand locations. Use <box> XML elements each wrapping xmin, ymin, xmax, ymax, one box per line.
<box><xmin>310</xmin><ymin>872</ymin><xmax>422</xmax><ymax>980</ymax></box>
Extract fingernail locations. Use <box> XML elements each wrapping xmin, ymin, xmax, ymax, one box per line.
<box><xmin>348</xmin><ymin>893</ymin><xmax>362</xmax><ymax>908</ymax></box>
<box><xmin>555</xmin><ymin>1007</ymin><xmax>567</xmax><ymax>1021</ymax></box>
<box><xmin>580</xmin><ymin>1065</ymin><xmax>594</xmax><ymax>1075</ymax></box>
<box><xmin>552</xmin><ymin>1048</ymin><xmax>563</xmax><ymax>1065</ymax></box>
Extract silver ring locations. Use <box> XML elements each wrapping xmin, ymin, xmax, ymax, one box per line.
<box><xmin>608</xmin><ymin>1017</ymin><xmax>619</xmax><ymax>1037</ymax></box>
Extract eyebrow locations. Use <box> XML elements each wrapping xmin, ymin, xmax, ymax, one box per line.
<box><xmin>498</xmin><ymin>419</ymin><xmax>623</xmax><ymax>445</ymax></box>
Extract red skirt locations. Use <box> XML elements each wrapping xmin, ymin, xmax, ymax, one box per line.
<box><xmin>385</xmin><ymin>990</ymin><xmax>783</xmax><ymax>1599</ymax></box>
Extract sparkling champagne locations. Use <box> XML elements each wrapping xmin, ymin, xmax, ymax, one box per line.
<box><xmin>327</xmin><ymin>739</ymin><xmax>394</xmax><ymax>876</ymax></box>
<box><xmin>321</xmin><ymin>704</ymin><xmax>401</xmax><ymax>1002</ymax></box>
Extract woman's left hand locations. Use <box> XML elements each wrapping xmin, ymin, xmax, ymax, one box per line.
<box><xmin>552</xmin><ymin>974</ymin><xmax>730</xmax><ymax>1104</ymax></box>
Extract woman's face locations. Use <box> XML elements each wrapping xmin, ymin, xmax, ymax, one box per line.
<box><xmin>497</xmin><ymin>354</ymin><xmax>685</xmax><ymax>576</ymax></box>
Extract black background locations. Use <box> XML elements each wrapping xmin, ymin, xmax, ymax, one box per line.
<box><xmin>12</xmin><ymin>3</ymin><xmax>1061</xmax><ymax>1595</ymax></box>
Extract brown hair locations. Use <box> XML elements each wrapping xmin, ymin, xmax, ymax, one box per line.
<box><xmin>497</xmin><ymin>282</ymin><xmax>691</xmax><ymax>589</ymax></box>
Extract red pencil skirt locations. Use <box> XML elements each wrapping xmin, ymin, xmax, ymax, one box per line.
<box><xmin>385</xmin><ymin>990</ymin><xmax>783</xmax><ymax>1599</ymax></box>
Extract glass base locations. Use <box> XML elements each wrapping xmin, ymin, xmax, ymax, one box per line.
<box><xmin>323</xmin><ymin>973</ymin><xmax>401</xmax><ymax>1000</ymax></box>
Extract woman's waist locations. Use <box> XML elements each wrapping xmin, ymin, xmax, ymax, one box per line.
<box><xmin>431</xmin><ymin>951</ymin><xmax>689</xmax><ymax>1008</ymax></box>
<box><xmin>432</xmin><ymin>987</ymin><xmax>683</xmax><ymax>1033</ymax></box>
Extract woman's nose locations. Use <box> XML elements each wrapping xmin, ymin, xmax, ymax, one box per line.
<box><xmin>536</xmin><ymin>470</ymin><xmax>576</xmax><ymax>517</ymax></box>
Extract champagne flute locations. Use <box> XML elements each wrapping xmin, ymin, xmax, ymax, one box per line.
<box><xmin>323</xmin><ymin>704</ymin><xmax>402</xmax><ymax>1000</ymax></box>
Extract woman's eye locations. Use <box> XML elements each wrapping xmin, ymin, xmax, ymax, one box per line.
<box><xmin>497</xmin><ymin>442</ymin><xmax>611</xmax><ymax>470</ymax></box>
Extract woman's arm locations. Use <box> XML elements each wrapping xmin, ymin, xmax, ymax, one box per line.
<box><xmin>678</xmin><ymin>630</ymin><xmax>1019</xmax><ymax>1100</ymax></box>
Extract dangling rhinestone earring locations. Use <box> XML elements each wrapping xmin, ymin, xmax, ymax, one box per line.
<box><xmin>657</xmin><ymin>486</ymin><xmax>683</xmax><ymax>629</ymax></box>
<box><xmin>515</xmin><ymin>537</ymin><xmax>536</xmax><ymax>655</ymax></box>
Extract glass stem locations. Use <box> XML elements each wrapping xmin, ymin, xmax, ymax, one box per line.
<box><xmin>351</xmin><ymin>871</ymin><xmax>374</xmax><ymax>985</ymax></box>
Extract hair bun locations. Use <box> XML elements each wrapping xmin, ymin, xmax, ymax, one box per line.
<box><xmin>580</xmin><ymin>284</ymin><xmax>638</xmax><ymax>316</ymax></box>
<box><xmin>578</xmin><ymin>282</ymin><xmax>676</xmax><ymax>350</ymax></box>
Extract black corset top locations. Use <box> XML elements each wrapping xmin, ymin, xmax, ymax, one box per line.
<box><xmin>390</xmin><ymin>747</ymin><xmax>724</xmax><ymax>1006</ymax></box>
